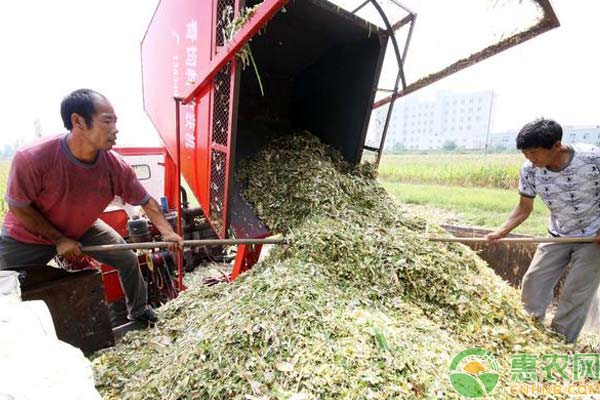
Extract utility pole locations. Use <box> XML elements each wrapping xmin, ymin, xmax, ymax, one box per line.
<box><xmin>34</xmin><ymin>117</ymin><xmax>43</xmax><ymax>138</ymax></box>
<box><xmin>483</xmin><ymin>91</ymin><xmax>495</xmax><ymax>155</ymax></box>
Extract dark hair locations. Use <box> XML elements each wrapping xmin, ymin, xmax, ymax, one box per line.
<box><xmin>60</xmin><ymin>89</ymin><xmax>106</xmax><ymax>131</ymax></box>
<box><xmin>516</xmin><ymin>118</ymin><xmax>562</xmax><ymax>150</ymax></box>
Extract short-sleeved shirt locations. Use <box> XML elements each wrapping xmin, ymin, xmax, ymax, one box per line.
<box><xmin>3</xmin><ymin>134</ymin><xmax>150</xmax><ymax>245</ymax></box>
<box><xmin>519</xmin><ymin>143</ymin><xmax>600</xmax><ymax>237</ymax></box>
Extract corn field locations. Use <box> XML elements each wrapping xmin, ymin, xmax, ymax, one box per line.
<box><xmin>0</xmin><ymin>160</ymin><xmax>9</xmax><ymax>224</ymax></box>
<box><xmin>378</xmin><ymin>154</ymin><xmax>522</xmax><ymax>190</ymax></box>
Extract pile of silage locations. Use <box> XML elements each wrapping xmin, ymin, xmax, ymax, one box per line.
<box><xmin>93</xmin><ymin>132</ymin><xmax>575</xmax><ymax>400</ymax></box>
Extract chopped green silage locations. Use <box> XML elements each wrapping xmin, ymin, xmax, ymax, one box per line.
<box><xmin>93</xmin><ymin>132</ymin><xmax>576</xmax><ymax>400</ymax></box>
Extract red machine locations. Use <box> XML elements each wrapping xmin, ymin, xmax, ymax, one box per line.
<box><xmin>138</xmin><ymin>0</ymin><xmax>398</xmax><ymax>285</ymax></box>
<box><xmin>94</xmin><ymin>0</ymin><xmax>560</xmax><ymax>310</ymax></box>
<box><xmin>91</xmin><ymin>146</ymin><xmax>224</xmax><ymax>310</ymax></box>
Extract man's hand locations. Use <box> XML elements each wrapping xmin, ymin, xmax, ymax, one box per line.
<box><xmin>484</xmin><ymin>196</ymin><xmax>533</xmax><ymax>245</ymax></box>
<box><xmin>162</xmin><ymin>231</ymin><xmax>184</xmax><ymax>252</ymax></box>
<box><xmin>485</xmin><ymin>231</ymin><xmax>506</xmax><ymax>244</ymax></box>
<box><xmin>141</xmin><ymin>198</ymin><xmax>185</xmax><ymax>252</ymax></box>
<box><xmin>594</xmin><ymin>230</ymin><xmax>600</xmax><ymax>245</ymax></box>
<box><xmin>56</xmin><ymin>237</ymin><xmax>82</xmax><ymax>258</ymax></box>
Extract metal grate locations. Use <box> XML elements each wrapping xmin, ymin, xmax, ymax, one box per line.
<box><xmin>210</xmin><ymin>0</ymin><xmax>235</xmax><ymax>238</ymax></box>
<box><xmin>212</xmin><ymin>62</ymin><xmax>231</xmax><ymax>146</ymax></box>
<box><xmin>216</xmin><ymin>0</ymin><xmax>235</xmax><ymax>47</ymax></box>
<box><xmin>209</xmin><ymin>149</ymin><xmax>227</xmax><ymax>236</ymax></box>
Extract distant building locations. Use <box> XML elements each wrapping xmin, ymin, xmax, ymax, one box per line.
<box><xmin>488</xmin><ymin>125</ymin><xmax>600</xmax><ymax>151</ymax></box>
<box><xmin>487</xmin><ymin>130</ymin><xmax>515</xmax><ymax>151</ymax></box>
<box><xmin>374</xmin><ymin>90</ymin><xmax>494</xmax><ymax>151</ymax></box>
<box><xmin>562</xmin><ymin>126</ymin><xmax>600</xmax><ymax>146</ymax></box>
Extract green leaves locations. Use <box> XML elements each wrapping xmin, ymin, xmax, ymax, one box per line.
<box><xmin>93</xmin><ymin>132</ymin><xmax>573</xmax><ymax>400</ymax></box>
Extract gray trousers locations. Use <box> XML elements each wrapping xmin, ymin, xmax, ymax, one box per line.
<box><xmin>0</xmin><ymin>219</ymin><xmax>148</xmax><ymax>318</ymax></box>
<box><xmin>522</xmin><ymin>242</ymin><xmax>600</xmax><ymax>343</ymax></box>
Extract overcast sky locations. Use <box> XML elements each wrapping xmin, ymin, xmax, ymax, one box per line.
<box><xmin>0</xmin><ymin>0</ymin><xmax>159</xmax><ymax>147</ymax></box>
<box><xmin>415</xmin><ymin>0</ymin><xmax>600</xmax><ymax>132</ymax></box>
<box><xmin>0</xmin><ymin>0</ymin><xmax>597</xmax><ymax>147</ymax></box>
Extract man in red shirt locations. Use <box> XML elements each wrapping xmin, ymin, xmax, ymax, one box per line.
<box><xmin>0</xmin><ymin>88</ymin><xmax>183</xmax><ymax>324</ymax></box>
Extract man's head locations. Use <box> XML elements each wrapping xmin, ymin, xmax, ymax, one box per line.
<box><xmin>60</xmin><ymin>89</ymin><xmax>118</xmax><ymax>150</ymax></box>
<box><xmin>516</xmin><ymin>119</ymin><xmax>563</xmax><ymax>168</ymax></box>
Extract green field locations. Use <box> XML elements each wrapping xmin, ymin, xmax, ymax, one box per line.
<box><xmin>379</xmin><ymin>153</ymin><xmax>522</xmax><ymax>190</ymax></box>
<box><xmin>381</xmin><ymin>181</ymin><xmax>550</xmax><ymax>236</ymax></box>
<box><xmin>0</xmin><ymin>160</ymin><xmax>8</xmax><ymax>224</ymax></box>
<box><xmin>378</xmin><ymin>152</ymin><xmax>552</xmax><ymax>236</ymax></box>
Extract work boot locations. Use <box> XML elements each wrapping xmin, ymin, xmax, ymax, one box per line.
<box><xmin>128</xmin><ymin>306</ymin><xmax>158</xmax><ymax>325</ymax></box>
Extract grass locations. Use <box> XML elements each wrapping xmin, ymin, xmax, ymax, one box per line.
<box><xmin>378</xmin><ymin>153</ymin><xmax>522</xmax><ymax>190</ymax></box>
<box><xmin>381</xmin><ymin>181</ymin><xmax>550</xmax><ymax>236</ymax></box>
<box><xmin>0</xmin><ymin>160</ymin><xmax>9</xmax><ymax>224</ymax></box>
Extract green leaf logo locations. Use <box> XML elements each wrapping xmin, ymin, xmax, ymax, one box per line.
<box><xmin>449</xmin><ymin>348</ymin><xmax>499</xmax><ymax>398</ymax></box>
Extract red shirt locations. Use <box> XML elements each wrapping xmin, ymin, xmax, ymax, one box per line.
<box><xmin>3</xmin><ymin>134</ymin><xmax>149</xmax><ymax>245</ymax></box>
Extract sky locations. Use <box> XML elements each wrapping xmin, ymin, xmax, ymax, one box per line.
<box><xmin>0</xmin><ymin>0</ymin><xmax>160</xmax><ymax>147</ymax></box>
<box><xmin>0</xmin><ymin>0</ymin><xmax>597</xmax><ymax>147</ymax></box>
<box><xmin>406</xmin><ymin>0</ymin><xmax>600</xmax><ymax>132</ymax></box>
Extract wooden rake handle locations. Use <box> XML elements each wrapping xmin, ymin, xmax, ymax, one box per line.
<box><xmin>426</xmin><ymin>236</ymin><xmax>595</xmax><ymax>244</ymax></box>
<box><xmin>81</xmin><ymin>237</ymin><xmax>289</xmax><ymax>253</ymax></box>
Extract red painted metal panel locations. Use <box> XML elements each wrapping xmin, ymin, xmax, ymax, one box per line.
<box><xmin>101</xmin><ymin>267</ymin><xmax>125</xmax><ymax>303</ymax></box>
<box><xmin>231</xmin><ymin>244</ymin><xmax>263</xmax><ymax>281</ymax></box>
<box><xmin>141</xmin><ymin>0</ymin><xmax>212</xmax><ymax>213</ymax></box>
<box><xmin>113</xmin><ymin>147</ymin><xmax>165</xmax><ymax>156</ymax></box>
<box><xmin>164</xmin><ymin>150</ymin><xmax>179</xmax><ymax>210</ymax></box>
<box><xmin>99</xmin><ymin>209</ymin><xmax>129</xmax><ymax>239</ymax></box>
<box><xmin>143</xmin><ymin>0</ymin><xmax>285</xmax><ymax>239</ymax></box>
<box><xmin>182</xmin><ymin>0</ymin><xmax>288</xmax><ymax>104</ymax></box>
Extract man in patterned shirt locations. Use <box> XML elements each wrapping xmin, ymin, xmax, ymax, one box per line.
<box><xmin>486</xmin><ymin>118</ymin><xmax>600</xmax><ymax>342</ymax></box>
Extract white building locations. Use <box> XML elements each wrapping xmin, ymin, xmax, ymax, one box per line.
<box><xmin>562</xmin><ymin>126</ymin><xmax>600</xmax><ymax>146</ymax></box>
<box><xmin>376</xmin><ymin>90</ymin><xmax>494</xmax><ymax>151</ymax></box>
<box><xmin>488</xmin><ymin>125</ymin><xmax>600</xmax><ymax>151</ymax></box>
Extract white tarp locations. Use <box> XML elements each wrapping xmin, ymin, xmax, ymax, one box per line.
<box><xmin>0</xmin><ymin>295</ymin><xmax>102</xmax><ymax>400</ymax></box>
